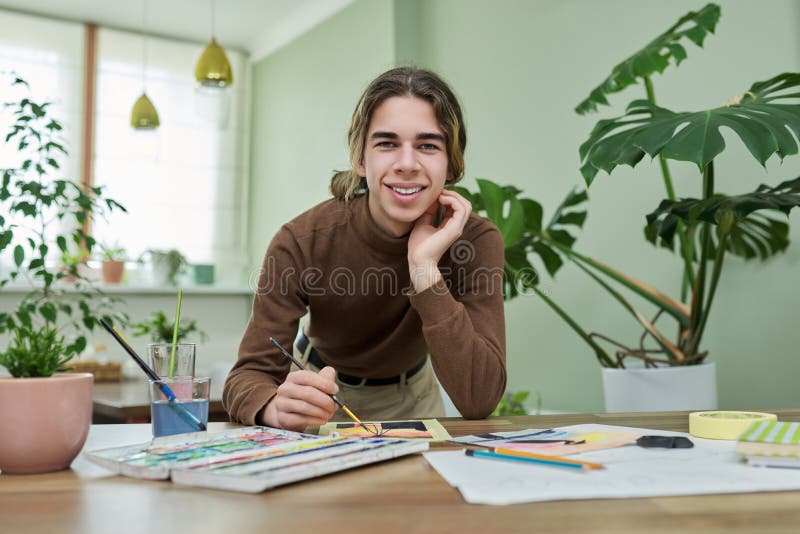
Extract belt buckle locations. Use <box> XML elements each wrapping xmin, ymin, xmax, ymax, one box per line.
<box><xmin>339</xmin><ymin>373</ymin><xmax>367</xmax><ymax>388</ymax></box>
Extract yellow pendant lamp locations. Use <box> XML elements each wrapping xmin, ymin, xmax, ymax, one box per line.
<box><xmin>195</xmin><ymin>0</ymin><xmax>233</xmax><ymax>88</ymax></box>
<box><xmin>130</xmin><ymin>93</ymin><xmax>160</xmax><ymax>129</ymax></box>
<box><xmin>195</xmin><ymin>38</ymin><xmax>233</xmax><ymax>88</ymax></box>
<box><xmin>131</xmin><ymin>0</ymin><xmax>160</xmax><ymax>130</ymax></box>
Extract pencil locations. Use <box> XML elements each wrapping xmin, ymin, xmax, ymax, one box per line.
<box><xmin>269</xmin><ymin>337</ymin><xmax>375</xmax><ymax>435</ymax></box>
<box><xmin>99</xmin><ymin>318</ymin><xmax>207</xmax><ymax>432</ymax></box>
<box><xmin>492</xmin><ymin>447</ymin><xmax>605</xmax><ymax>470</ymax></box>
<box><xmin>465</xmin><ymin>449</ymin><xmax>603</xmax><ymax>471</ymax></box>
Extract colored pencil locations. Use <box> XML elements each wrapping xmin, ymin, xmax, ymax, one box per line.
<box><xmin>99</xmin><ymin>318</ymin><xmax>206</xmax><ymax>432</ymax></box>
<box><xmin>492</xmin><ymin>447</ymin><xmax>605</xmax><ymax>470</ymax></box>
<box><xmin>465</xmin><ymin>449</ymin><xmax>602</xmax><ymax>471</ymax></box>
<box><xmin>269</xmin><ymin>337</ymin><xmax>375</xmax><ymax>435</ymax></box>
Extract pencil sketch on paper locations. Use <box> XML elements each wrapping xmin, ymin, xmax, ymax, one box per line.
<box><xmin>318</xmin><ymin>419</ymin><xmax>451</xmax><ymax>441</ymax></box>
<box><xmin>450</xmin><ymin>427</ymin><xmax>642</xmax><ymax>455</ymax></box>
<box><xmin>425</xmin><ymin>424</ymin><xmax>800</xmax><ymax>505</ymax></box>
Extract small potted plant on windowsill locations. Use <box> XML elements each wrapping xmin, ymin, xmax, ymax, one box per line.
<box><xmin>0</xmin><ymin>73</ymin><xmax>128</xmax><ymax>473</ymax></box>
<box><xmin>59</xmin><ymin>247</ymin><xmax>90</xmax><ymax>283</ymax></box>
<box><xmin>99</xmin><ymin>243</ymin><xmax>127</xmax><ymax>284</ymax></box>
<box><xmin>142</xmin><ymin>248</ymin><xmax>188</xmax><ymax>286</ymax></box>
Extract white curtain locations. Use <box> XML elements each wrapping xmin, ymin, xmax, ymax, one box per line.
<box><xmin>0</xmin><ymin>10</ymin><xmax>84</xmax><ymax>270</ymax></box>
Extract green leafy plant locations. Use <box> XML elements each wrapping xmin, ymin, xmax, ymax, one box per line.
<box><xmin>0</xmin><ymin>73</ymin><xmax>128</xmax><ymax>377</ymax></box>
<box><xmin>132</xmin><ymin>311</ymin><xmax>207</xmax><ymax>344</ymax></box>
<box><xmin>491</xmin><ymin>389</ymin><xmax>542</xmax><ymax>417</ymax></box>
<box><xmin>0</xmin><ymin>325</ymin><xmax>71</xmax><ymax>377</ymax></box>
<box><xmin>454</xmin><ymin>180</ymin><xmax>619</xmax><ymax>366</ymax></box>
<box><xmin>59</xmin><ymin>246</ymin><xmax>89</xmax><ymax>275</ymax></box>
<box><xmin>143</xmin><ymin>248</ymin><xmax>187</xmax><ymax>286</ymax></box>
<box><xmin>457</xmin><ymin>3</ymin><xmax>800</xmax><ymax>369</ymax></box>
<box><xmin>452</xmin><ymin>180</ymin><xmax>589</xmax><ymax>300</ymax></box>
<box><xmin>98</xmin><ymin>243</ymin><xmax>127</xmax><ymax>262</ymax></box>
<box><xmin>575</xmin><ymin>3</ymin><xmax>720</xmax><ymax>115</ymax></box>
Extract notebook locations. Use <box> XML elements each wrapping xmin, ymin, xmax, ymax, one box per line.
<box><xmin>86</xmin><ymin>426</ymin><xmax>428</xmax><ymax>493</ymax></box>
<box><xmin>737</xmin><ymin>421</ymin><xmax>800</xmax><ymax>468</ymax></box>
<box><xmin>318</xmin><ymin>419</ymin><xmax>451</xmax><ymax>441</ymax></box>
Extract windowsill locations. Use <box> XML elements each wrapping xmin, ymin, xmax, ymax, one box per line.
<box><xmin>1</xmin><ymin>283</ymin><xmax>253</xmax><ymax>296</ymax></box>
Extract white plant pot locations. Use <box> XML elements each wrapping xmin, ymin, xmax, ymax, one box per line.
<box><xmin>601</xmin><ymin>361</ymin><xmax>717</xmax><ymax>413</ymax></box>
<box><xmin>151</xmin><ymin>260</ymin><xmax>173</xmax><ymax>286</ymax></box>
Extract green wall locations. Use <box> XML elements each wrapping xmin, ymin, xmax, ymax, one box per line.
<box><xmin>247</xmin><ymin>0</ymin><xmax>396</xmax><ymax>258</ymax></box>
<box><xmin>249</xmin><ymin>0</ymin><xmax>800</xmax><ymax>412</ymax></box>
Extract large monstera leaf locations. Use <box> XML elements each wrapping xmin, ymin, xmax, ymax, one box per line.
<box><xmin>452</xmin><ymin>180</ymin><xmax>588</xmax><ymax>300</ymax></box>
<box><xmin>579</xmin><ymin>73</ymin><xmax>800</xmax><ymax>185</ymax></box>
<box><xmin>575</xmin><ymin>3</ymin><xmax>720</xmax><ymax>115</ymax></box>
<box><xmin>646</xmin><ymin>209</ymin><xmax>790</xmax><ymax>262</ymax></box>
<box><xmin>645</xmin><ymin>176</ymin><xmax>800</xmax><ymax>260</ymax></box>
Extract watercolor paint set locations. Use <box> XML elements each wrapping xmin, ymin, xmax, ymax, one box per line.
<box><xmin>86</xmin><ymin>426</ymin><xmax>428</xmax><ymax>493</ymax></box>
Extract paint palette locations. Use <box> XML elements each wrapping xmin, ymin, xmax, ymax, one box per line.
<box><xmin>86</xmin><ymin>426</ymin><xmax>428</xmax><ymax>492</ymax></box>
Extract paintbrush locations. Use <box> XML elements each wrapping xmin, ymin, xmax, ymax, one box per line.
<box><xmin>269</xmin><ymin>337</ymin><xmax>376</xmax><ymax>435</ymax></box>
<box><xmin>168</xmin><ymin>288</ymin><xmax>183</xmax><ymax>378</ymax></box>
<box><xmin>99</xmin><ymin>318</ymin><xmax>206</xmax><ymax>432</ymax></box>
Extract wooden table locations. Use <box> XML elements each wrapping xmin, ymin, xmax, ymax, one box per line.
<box><xmin>92</xmin><ymin>379</ymin><xmax>227</xmax><ymax>423</ymax></box>
<box><xmin>3</xmin><ymin>410</ymin><xmax>800</xmax><ymax>533</ymax></box>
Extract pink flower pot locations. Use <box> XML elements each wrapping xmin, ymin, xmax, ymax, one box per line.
<box><xmin>0</xmin><ymin>373</ymin><xmax>93</xmax><ymax>474</ymax></box>
<box><xmin>101</xmin><ymin>260</ymin><xmax>125</xmax><ymax>284</ymax></box>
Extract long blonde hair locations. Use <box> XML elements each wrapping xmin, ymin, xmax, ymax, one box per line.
<box><xmin>330</xmin><ymin>67</ymin><xmax>467</xmax><ymax>201</ymax></box>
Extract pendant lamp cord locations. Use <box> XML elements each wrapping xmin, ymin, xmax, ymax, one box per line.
<box><xmin>141</xmin><ymin>0</ymin><xmax>148</xmax><ymax>90</ymax></box>
<box><xmin>211</xmin><ymin>0</ymin><xmax>216</xmax><ymax>40</ymax></box>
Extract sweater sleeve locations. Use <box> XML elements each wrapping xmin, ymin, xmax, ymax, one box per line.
<box><xmin>408</xmin><ymin>223</ymin><xmax>507</xmax><ymax>419</ymax></box>
<box><xmin>222</xmin><ymin>226</ymin><xmax>309</xmax><ymax>425</ymax></box>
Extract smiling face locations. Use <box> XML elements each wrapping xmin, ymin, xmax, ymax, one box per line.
<box><xmin>356</xmin><ymin>96</ymin><xmax>450</xmax><ymax>237</ymax></box>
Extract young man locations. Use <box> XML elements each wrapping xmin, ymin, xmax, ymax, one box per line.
<box><xmin>224</xmin><ymin>67</ymin><xmax>506</xmax><ymax>431</ymax></box>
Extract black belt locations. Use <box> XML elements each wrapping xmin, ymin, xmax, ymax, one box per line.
<box><xmin>295</xmin><ymin>331</ymin><xmax>427</xmax><ymax>387</ymax></box>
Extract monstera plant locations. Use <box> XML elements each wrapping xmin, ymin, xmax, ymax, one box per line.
<box><xmin>457</xmin><ymin>3</ymin><xmax>800</xmax><ymax>371</ymax></box>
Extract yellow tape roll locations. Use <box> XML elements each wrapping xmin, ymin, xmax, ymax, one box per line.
<box><xmin>689</xmin><ymin>411</ymin><xmax>777</xmax><ymax>440</ymax></box>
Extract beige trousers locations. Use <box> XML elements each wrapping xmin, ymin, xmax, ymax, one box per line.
<box><xmin>292</xmin><ymin>342</ymin><xmax>445</xmax><ymax>422</ymax></box>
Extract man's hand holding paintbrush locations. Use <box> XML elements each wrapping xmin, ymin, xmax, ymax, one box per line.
<box><xmin>260</xmin><ymin>338</ymin><xmax>373</xmax><ymax>434</ymax></box>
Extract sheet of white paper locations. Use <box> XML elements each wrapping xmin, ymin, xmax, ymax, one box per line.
<box><xmin>424</xmin><ymin>424</ymin><xmax>800</xmax><ymax>505</ymax></box>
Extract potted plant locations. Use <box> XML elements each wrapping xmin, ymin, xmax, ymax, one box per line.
<box><xmin>0</xmin><ymin>74</ymin><xmax>128</xmax><ymax>473</ymax></box>
<box><xmin>491</xmin><ymin>390</ymin><xmax>542</xmax><ymax>417</ymax></box>
<box><xmin>99</xmin><ymin>243</ymin><xmax>127</xmax><ymax>284</ymax></box>
<box><xmin>455</xmin><ymin>3</ymin><xmax>800</xmax><ymax>411</ymax></box>
<box><xmin>131</xmin><ymin>310</ymin><xmax>207</xmax><ymax>344</ymax></box>
<box><xmin>59</xmin><ymin>246</ymin><xmax>90</xmax><ymax>283</ymax></box>
<box><xmin>142</xmin><ymin>248</ymin><xmax>187</xmax><ymax>286</ymax></box>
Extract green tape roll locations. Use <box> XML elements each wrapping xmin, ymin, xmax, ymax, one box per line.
<box><xmin>689</xmin><ymin>411</ymin><xmax>777</xmax><ymax>440</ymax></box>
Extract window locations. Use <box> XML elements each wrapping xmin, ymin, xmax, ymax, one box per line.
<box><xmin>0</xmin><ymin>10</ymin><xmax>84</xmax><ymax>172</ymax></box>
<box><xmin>0</xmin><ymin>11</ymin><xmax>84</xmax><ymax>270</ymax></box>
<box><xmin>91</xmin><ymin>28</ymin><xmax>250</xmax><ymax>285</ymax></box>
<box><xmin>1</xmin><ymin>11</ymin><xmax>251</xmax><ymax>286</ymax></box>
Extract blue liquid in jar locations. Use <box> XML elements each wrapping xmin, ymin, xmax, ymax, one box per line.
<box><xmin>151</xmin><ymin>399</ymin><xmax>209</xmax><ymax>437</ymax></box>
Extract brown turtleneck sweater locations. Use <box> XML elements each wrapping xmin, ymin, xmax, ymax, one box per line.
<box><xmin>223</xmin><ymin>194</ymin><xmax>506</xmax><ymax>423</ymax></box>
